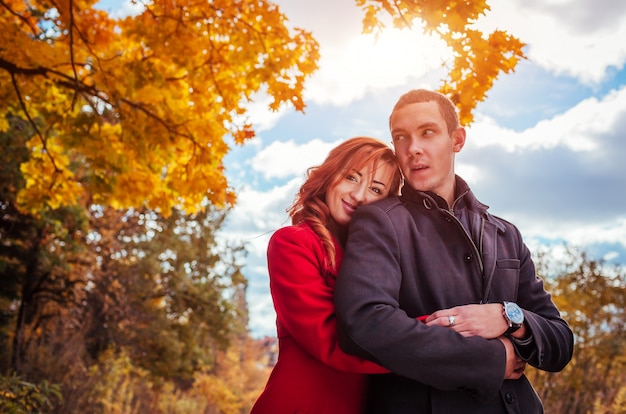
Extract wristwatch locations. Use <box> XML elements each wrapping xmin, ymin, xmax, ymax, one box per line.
<box><xmin>502</xmin><ymin>301</ymin><xmax>524</xmax><ymax>334</ymax></box>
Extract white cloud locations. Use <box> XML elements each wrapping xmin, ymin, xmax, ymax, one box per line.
<box><xmin>225</xmin><ymin>182</ymin><xmax>298</xmax><ymax>237</ymax></box>
<box><xmin>96</xmin><ymin>0</ymin><xmax>144</xmax><ymax>18</ymax></box>
<box><xmin>557</xmin><ymin>218</ymin><xmax>626</xmax><ymax>247</ymax></box>
<box><xmin>237</xmin><ymin>93</ymin><xmax>294</xmax><ymax>133</ymax></box>
<box><xmin>478</xmin><ymin>0</ymin><xmax>626</xmax><ymax>84</ymax></box>
<box><xmin>468</xmin><ymin>85</ymin><xmax>626</xmax><ymax>152</ymax></box>
<box><xmin>250</xmin><ymin>138</ymin><xmax>341</xmax><ymax>180</ymax></box>
<box><xmin>455</xmin><ymin>163</ymin><xmax>485</xmax><ymax>186</ymax></box>
<box><xmin>603</xmin><ymin>251</ymin><xmax>620</xmax><ymax>262</ymax></box>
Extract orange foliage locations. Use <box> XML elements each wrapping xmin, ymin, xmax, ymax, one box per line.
<box><xmin>0</xmin><ymin>0</ymin><xmax>319</xmax><ymax>215</ymax></box>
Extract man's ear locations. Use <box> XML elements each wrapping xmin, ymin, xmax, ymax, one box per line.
<box><xmin>452</xmin><ymin>127</ymin><xmax>466</xmax><ymax>153</ymax></box>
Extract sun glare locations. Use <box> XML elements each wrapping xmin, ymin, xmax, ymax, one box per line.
<box><xmin>305</xmin><ymin>26</ymin><xmax>452</xmax><ymax>106</ymax></box>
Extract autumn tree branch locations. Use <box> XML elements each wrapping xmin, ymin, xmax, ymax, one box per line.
<box><xmin>9</xmin><ymin>72</ymin><xmax>61</xmax><ymax>177</ymax></box>
<box><xmin>0</xmin><ymin>0</ymin><xmax>40</xmax><ymax>37</ymax></box>
<box><xmin>68</xmin><ymin>0</ymin><xmax>81</xmax><ymax>109</ymax></box>
<box><xmin>0</xmin><ymin>57</ymin><xmax>202</xmax><ymax>157</ymax></box>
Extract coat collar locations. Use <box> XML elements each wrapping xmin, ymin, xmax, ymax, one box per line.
<box><xmin>400</xmin><ymin>175</ymin><xmax>506</xmax><ymax>233</ymax></box>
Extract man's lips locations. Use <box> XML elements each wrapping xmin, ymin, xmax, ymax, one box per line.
<box><xmin>409</xmin><ymin>164</ymin><xmax>428</xmax><ymax>172</ymax></box>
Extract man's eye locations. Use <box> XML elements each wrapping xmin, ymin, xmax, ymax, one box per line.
<box><xmin>393</xmin><ymin>134</ymin><xmax>405</xmax><ymax>141</ymax></box>
<box><xmin>424</xmin><ymin>129</ymin><xmax>434</xmax><ymax>135</ymax></box>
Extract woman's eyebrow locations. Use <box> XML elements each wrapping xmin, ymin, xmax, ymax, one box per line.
<box><xmin>372</xmin><ymin>177</ymin><xmax>387</xmax><ymax>186</ymax></box>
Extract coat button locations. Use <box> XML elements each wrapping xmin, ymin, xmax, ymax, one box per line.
<box><xmin>505</xmin><ymin>392</ymin><xmax>515</xmax><ymax>404</ymax></box>
<box><xmin>464</xmin><ymin>254</ymin><xmax>472</xmax><ymax>263</ymax></box>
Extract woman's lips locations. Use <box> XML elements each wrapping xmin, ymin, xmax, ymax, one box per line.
<box><xmin>342</xmin><ymin>200</ymin><xmax>357</xmax><ymax>214</ymax></box>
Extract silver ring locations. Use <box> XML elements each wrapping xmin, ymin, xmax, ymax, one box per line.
<box><xmin>448</xmin><ymin>315</ymin><xmax>455</xmax><ymax>327</ymax></box>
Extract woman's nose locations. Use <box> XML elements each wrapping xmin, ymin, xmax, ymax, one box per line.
<box><xmin>350</xmin><ymin>185</ymin><xmax>367</xmax><ymax>203</ymax></box>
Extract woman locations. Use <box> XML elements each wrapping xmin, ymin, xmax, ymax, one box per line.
<box><xmin>250</xmin><ymin>137</ymin><xmax>403</xmax><ymax>414</ymax></box>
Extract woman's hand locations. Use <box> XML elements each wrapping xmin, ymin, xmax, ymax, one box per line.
<box><xmin>425</xmin><ymin>303</ymin><xmax>507</xmax><ymax>339</ymax></box>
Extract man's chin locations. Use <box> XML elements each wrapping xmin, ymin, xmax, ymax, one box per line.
<box><xmin>405</xmin><ymin>179</ymin><xmax>429</xmax><ymax>192</ymax></box>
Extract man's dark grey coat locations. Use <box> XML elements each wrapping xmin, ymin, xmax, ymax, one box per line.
<box><xmin>335</xmin><ymin>177</ymin><xmax>574</xmax><ymax>414</ymax></box>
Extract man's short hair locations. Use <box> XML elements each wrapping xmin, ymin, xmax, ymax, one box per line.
<box><xmin>390</xmin><ymin>89</ymin><xmax>461</xmax><ymax>134</ymax></box>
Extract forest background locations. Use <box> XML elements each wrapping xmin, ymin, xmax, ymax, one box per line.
<box><xmin>1</xmin><ymin>0</ymin><xmax>625</xmax><ymax>413</ymax></box>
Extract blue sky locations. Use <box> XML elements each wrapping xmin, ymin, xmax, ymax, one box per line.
<box><xmin>97</xmin><ymin>0</ymin><xmax>626</xmax><ymax>338</ymax></box>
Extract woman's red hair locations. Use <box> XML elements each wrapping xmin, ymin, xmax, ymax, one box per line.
<box><xmin>287</xmin><ymin>137</ymin><xmax>402</xmax><ymax>270</ymax></box>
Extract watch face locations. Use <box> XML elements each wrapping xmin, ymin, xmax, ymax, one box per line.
<box><xmin>505</xmin><ymin>302</ymin><xmax>524</xmax><ymax>324</ymax></box>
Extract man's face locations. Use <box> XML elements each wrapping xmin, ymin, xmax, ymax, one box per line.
<box><xmin>390</xmin><ymin>101</ymin><xmax>465</xmax><ymax>204</ymax></box>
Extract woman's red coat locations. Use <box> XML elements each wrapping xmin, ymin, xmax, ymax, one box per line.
<box><xmin>250</xmin><ymin>223</ymin><xmax>387</xmax><ymax>414</ymax></box>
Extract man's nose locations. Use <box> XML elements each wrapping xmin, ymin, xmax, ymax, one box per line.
<box><xmin>408</xmin><ymin>138</ymin><xmax>423</xmax><ymax>156</ymax></box>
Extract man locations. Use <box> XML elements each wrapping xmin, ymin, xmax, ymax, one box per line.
<box><xmin>334</xmin><ymin>89</ymin><xmax>574</xmax><ymax>413</ymax></box>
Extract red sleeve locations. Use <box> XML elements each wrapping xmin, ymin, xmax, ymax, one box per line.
<box><xmin>268</xmin><ymin>225</ymin><xmax>388</xmax><ymax>373</ymax></box>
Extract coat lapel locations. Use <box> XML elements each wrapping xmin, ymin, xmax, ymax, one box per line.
<box><xmin>480</xmin><ymin>218</ymin><xmax>499</xmax><ymax>303</ymax></box>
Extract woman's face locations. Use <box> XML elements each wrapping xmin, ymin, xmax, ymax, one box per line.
<box><xmin>326</xmin><ymin>161</ymin><xmax>396</xmax><ymax>227</ymax></box>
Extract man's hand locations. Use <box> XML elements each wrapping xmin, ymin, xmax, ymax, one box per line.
<box><xmin>498</xmin><ymin>336</ymin><xmax>526</xmax><ymax>380</ymax></box>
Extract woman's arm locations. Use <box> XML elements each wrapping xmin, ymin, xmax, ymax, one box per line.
<box><xmin>268</xmin><ymin>226</ymin><xmax>388</xmax><ymax>373</ymax></box>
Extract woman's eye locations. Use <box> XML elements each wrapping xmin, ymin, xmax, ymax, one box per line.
<box><xmin>346</xmin><ymin>174</ymin><xmax>358</xmax><ymax>182</ymax></box>
<box><xmin>370</xmin><ymin>187</ymin><xmax>382</xmax><ymax>195</ymax></box>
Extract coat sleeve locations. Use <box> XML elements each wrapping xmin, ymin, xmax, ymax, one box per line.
<box><xmin>507</xmin><ymin>227</ymin><xmax>574</xmax><ymax>371</ymax></box>
<box><xmin>268</xmin><ymin>226</ymin><xmax>388</xmax><ymax>373</ymax></box>
<box><xmin>334</xmin><ymin>204</ymin><xmax>506</xmax><ymax>402</ymax></box>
